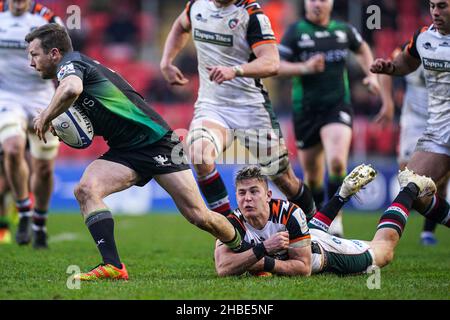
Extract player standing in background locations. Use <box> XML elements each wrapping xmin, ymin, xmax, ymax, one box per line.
<box><xmin>379</xmin><ymin>46</ymin><xmax>449</xmax><ymax>245</ymax></box>
<box><xmin>370</xmin><ymin>0</ymin><xmax>450</xmax><ymax>248</ymax></box>
<box><xmin>160</xmin><ymin>0</ymin><xmax>317</xmax><ymax>222</ymax></box>
<box><xmin>0</xmin><ymin>148</ymin><xmax>12</xmax><ymax>244</ymax></box>
<box><xmin>0</xmin><ymin>0</ymin><xmax>64</xmax><ymax>248</ymax></box>
<box><xmin>28</xmin><ymin>23</ymin><xmax>246</xmax><ymax>280</ymax></box>
<box><xmin>277</xmin><ymin>0</ymin><xmax>386</xmax><ymax>237</ymax></box>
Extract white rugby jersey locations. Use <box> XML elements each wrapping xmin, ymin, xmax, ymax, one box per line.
<box><xmin>186</xmin><ymin>0</ymin><xmax>277</xmax><ymax>106</ymax></box>
<box><xmin>407</xmin><ymin>25</ymin><xmax>450</xmax><ymax>144</ymax></box>
<box><xmin>0</xmin><ymin>2</ymin><xmax>62</xmax><ymax>106</ymax></box>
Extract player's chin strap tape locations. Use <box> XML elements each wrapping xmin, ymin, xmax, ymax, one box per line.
<box><xmin>186</xmin><ymin>127</ymin><xmax>221</xmax><ymax>155</ymax></box>
<box><xmin>259</xmin><ymin>151</ymin><xmax>290</xmax><ymax>178</ymax></box>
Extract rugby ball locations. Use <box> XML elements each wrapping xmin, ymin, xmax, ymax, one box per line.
<box><xmin>51</xmin><ymin>105</ymin><xmax>94</xmax><ymax>149</ymax></box>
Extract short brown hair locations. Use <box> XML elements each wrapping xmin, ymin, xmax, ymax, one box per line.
<box><xmin>25</xmin><ymin>23</ymin><xmax>73</xmax><ymax>54</ymax></box>
<box><xmin>235</xmin><ymin>165</ymin><xmax>268</xmax><ymax>188</ymax></box>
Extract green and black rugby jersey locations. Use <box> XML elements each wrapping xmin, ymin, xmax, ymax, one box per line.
<box><xmin>279</xmin><ymin>18</ymin><xmax>363</xmax><ymax>113</ymax></box>
<box><xmin>56</xmin><ymin>52</ymin><xmax>170</xmax><ymax>149</ymax></box>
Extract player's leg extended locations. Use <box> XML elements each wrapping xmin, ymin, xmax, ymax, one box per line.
<box><xmin>309</xmin><ymin>164</ymin><xmax>377</xmax><ymax>233</ymax></box>
<box><xmin>421</xmin><ymin>174</ymin><xmax>449</xmax><ymax>245</ymax></box>
<box><xmin>297</xmin><ymin>144</ymin><xmax>326</xmax><ymax>210</ymax></box>
<box><xmin>73</xmin><ymin>159</ymin><xmax>137</xmax><ymax>280</ymax></box>
<box><xmin>0</xmin><ymin>112</ymin><xmax>33</xmax><ymax>245</ymax></box>
<box><xmin>154</xmin><ymin>170</ymin><xmax>243</xmax><ymax>251</ymax></box>
<box><xmin>370</xmin><ymin>154</ymin><xmax>442</xmax><ymax>268</ymax></box>
<box><xmin>187</xmin><ymin>120</ymin><xmax>233</xmax><ymax>216</ymax></box>
<box><xmin>28</xmin><ymin>131</ymin><xmax>59</xmax><ymax>249</ymax></box>
<box><xmin>320</xmin><ymin>123</ymin><xmax>352</xmax><ymax>237</ymax></box>
<box><xmin>0</xmin><ymin>161</ymin><xmax>12</xmax><ymax>245</ymax></box>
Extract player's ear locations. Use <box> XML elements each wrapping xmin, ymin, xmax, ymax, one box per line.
<box><xmin>267</xmin><ymin>189</ymin><xmax>272</xmax><ymax>202</ymax></box>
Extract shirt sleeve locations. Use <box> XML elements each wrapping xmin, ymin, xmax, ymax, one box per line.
<box><xmin>279</xmin><ymin>23</ymin><xmax>299</xmax><ymax>62</ymax></box>
<box><xmin>56</xmin><ymin>60</ymin><xmax>85</xmax><ymax>82</ymax></box>
<box><xmin>286</xmin><ymin>206</ymin><xmax>311</xmax><ymax>248</ymax></box>
<box><xmin>185</xmin><ymin>0</ymin><xmax>195</xmax><ymax>24</ymax></box>
<box><xmin>346</xmin><ymin>23</ymin><xmax>364</xmax><ymax>52</ymax></box>
<box><xmin>406</xmin><ymin>26</ymin><xmax>428</xmax><ymax>60</ymax></box>
<box><xmin>246</xmin><ymin>4</ymin><xmax>277</xmax><ymax>49</ymax></box>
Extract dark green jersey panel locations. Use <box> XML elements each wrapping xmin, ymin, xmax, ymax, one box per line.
<box><xmin>279</xmin><ymin>19</ymin><xmax>363</xmax><ymax>113</ymax></box>
<box><xmin>56</xmin><ymin>52</ymin><xmax>170</xmax><ymax>149</ymax></box>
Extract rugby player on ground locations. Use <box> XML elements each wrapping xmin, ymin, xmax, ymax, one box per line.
<box><xmin>214</xmin><ymin>164</ymin><xmax>437</xmax><ymax>277</ymax></box>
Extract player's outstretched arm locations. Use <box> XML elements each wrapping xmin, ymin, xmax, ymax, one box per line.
<box><xmin>160</xmin><ymin>10</ymin><xmax>191</xmax><ymax>86</ymax></box>
<box><xmin>34</xmin><ymin>75</ymin><xmax>83</xmax><ymax>142</ymax></box>
<box><xmin>278</xmin><ymin>54</ymin><xmax>325</xmax><ymax>77</ymax></box>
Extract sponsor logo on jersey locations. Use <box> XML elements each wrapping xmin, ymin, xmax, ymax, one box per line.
<box><xmin>422</xmin><ymin>42</ymin><xmax>437</xmax><ymax>51</ymax></box>
<box><xmin>195</xmin><ymin>13</ymin><xmax>207</xmax><ymax>23</ymax></box>
<box><xmin>210</xmin><ymin>13</ymin><xmax>224</xmax><ymax>19</ymax></box>
<box><xmin>297</xmin><ymin>33</ymin><xmax>315</xmax><ymax>48</ymax></box>
<box><xmin>228</xmin><ymin>18</ymin><xmax>239</xmax><ymax>30</ymax></box>
<box><xmin>194</xmin><ymin>28</ymin><xmax>233</xmax><ymax>46</ymax></box>
<box><xmin>256</xmin><ymin>14</ymin><xmax>274</xmax><ymax>36</ymax></box>
<box><xmin>57</xmin><ymin>63</ymin><xmax>76</xmax><ymax>81</ymax></box>
<box><xmin>422</xmin><ymin>58</ymin><xmax>450</xmax><ymax>71</ymax></box>
<box><xmin>334</xmin><ymin>30</ymin><xmax>348</xmax><ymax>43</ymax></box>
<box><xmin>314</xmin><ymin>31</ymin><xmax>331</xmax><ymax>38</ymax></box>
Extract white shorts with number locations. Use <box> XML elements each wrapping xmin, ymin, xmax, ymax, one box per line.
<box><xmin>188</xmin><ymin>103</ymin><xmax>289</xmax><ymax>177</ymax></box>
<box><xmin>0</xmin><ymin>98</ymin><xmax>59</xmax><ymax>160</ymax></box>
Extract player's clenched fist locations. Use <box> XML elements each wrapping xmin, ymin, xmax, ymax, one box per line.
<box><xmin>370</xmin><ymin>58</ymin><xmax>395</xmax><ymax>75</ymax></box>
<box><xmin>263</xmin><ymin>231</ymin><xmax>290</xmax><ymax>255</ymax></box>
<box><xmin>160</xmin><ymin>64</ymin><xmax>189</xmax><ymax>86</ymax></box>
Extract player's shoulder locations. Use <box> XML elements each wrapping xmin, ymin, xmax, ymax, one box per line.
<box><xmin>269</xmin><ymin>199</ymin><xmax>300</xmax><ymax>224</ymax></box>
<box><xmin>236</xmin><ymin>0</ymin><xmax>264</xmax><ymax>15</ymax></box>
<box><xmin>30</xmin><ymin>2</ymin><xmax>60</xmax><ymax>23</ymax></box>
<box><xmin>227</xmin><ymin>209</ymin><xmax>247</xmax><ymax>232</ymax></box>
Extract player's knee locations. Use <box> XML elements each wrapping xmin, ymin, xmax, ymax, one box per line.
<box><xmin>74</xmin><ymin>181</ymin><xmax>98</xmax><ymax>204</ymax></box>
<box><xmin>34</xmin><ymin>162</ymin><xmax>53</xmax><ymax>181</ymax></box>
<box><xmin>329</xmin><ymin>157</ymin><xmax>345</xmax><ymax>175</ymax></box>
<box><xmin>189</xmin><ymin>143</ymin><xmax>217</xmax><ymax>167</ymax></box>
<box><xmin>2</xmin><ymin>137</ymin><xmax>25</xmax><ymax>160</ymax></box>
<box><xmin>194</xmin><ymin>163</ymin><xmax>216</xmax><ymax>177</ymax></box>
